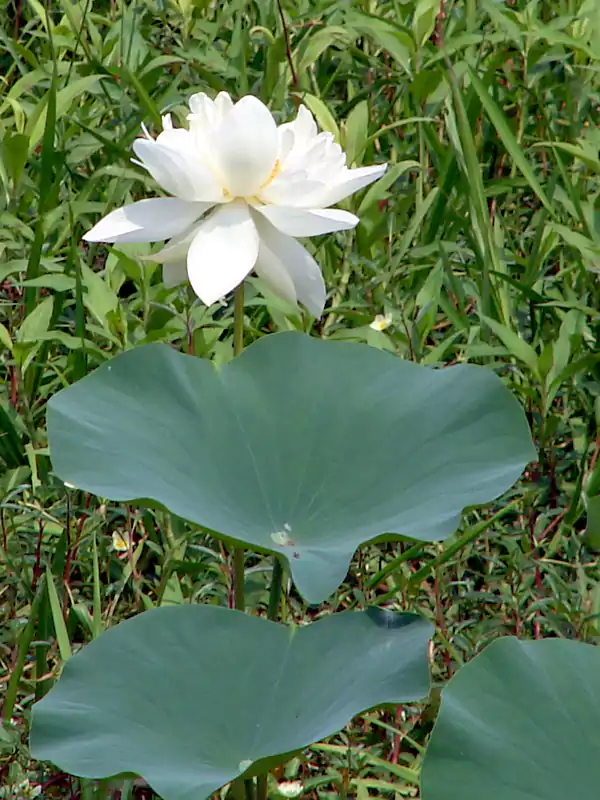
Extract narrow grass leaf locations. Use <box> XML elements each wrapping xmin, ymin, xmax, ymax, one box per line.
<box><xmin>45</xmin><ymin>567</ymin><xmax>72</xmax><ymax>662</ymax></box>
<box><xmin>467</xmin><ymin>67</ymin><xmax>554</xmax><ymax>216</ymax></box>
<box><xmin>16</xmin><ymin>296</ymin><xmax>53</xmax><ymax>343</ymax></box>
<box><xmin>27</xmin><ymin>76</ymin><xmax>104</xmax><ymax>152</ymax></box>
<box><xmin>345</xmin><ymin>10</ymin><xmax>413</xmax><ymax>75</ymax></box>
<box><xmin>481</xmin><ymin>314</ymin><xmax>539</xmax><ymax>376</ymax></box>
<box><xmin>24</xmin><ymin>68</ymin><xmax>57</xmax><ymax>315</ymax></box>
<box><xmin>343</xmin><ymin>99</ymin><xmax>369</xmax><ymax>166</ymax></box>
<box><xmin>297</xmin><ymin>26</ymin><xmax>354</xmax><ymax>76</ymax></box>
<box><xmin>300</xmin><ymin>94</ymin><xmax>340</xmax><ymax>140</ymax></box>
<box><xmin>358</xmin><ymin>161</ymin><xmax>420</xmax><ymax>215</ymax></box>
<box><xmin>92</xmin><ymin>531</ymin><xmax>103</xmax><ymax>639</ymax></box>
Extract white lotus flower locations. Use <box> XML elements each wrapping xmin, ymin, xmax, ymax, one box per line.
<box><xmin>83</xmin><ymin>92</ymin><xmax>387</xmax><ymax>316</ymax></box>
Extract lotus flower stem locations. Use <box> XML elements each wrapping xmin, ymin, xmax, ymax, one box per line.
<box><xmin>233</xmin><ymin>282</ymin><xmax>246</xmax><ymax>612</ymax></box>
<box><xmin>230</xmin><ymin>777</ymin><xmax>256</xmax><ymax>800</ymax></box>
<box><xmin>267</xmin><ymin>556</ymin><xmax>284</xmax><ymax>621</ymax></box>
<box><xmin>233</xmin><ymin>281</ymin><xmax>245</xmax><ymax>357</ymax></box>
<box><xmin>256</xmin><ymin>773</ymin><xmax>268</xmax><ymax>800</ymax></box>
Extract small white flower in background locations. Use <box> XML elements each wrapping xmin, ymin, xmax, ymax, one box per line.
<box><xmin>83</xmin><ymin>92</ymin><xmax>387</xmax><ymax>317</ymax></box>
<box><xmin>277</xmin><ymin>780</ymin><xmax>304</xmax><ymax>798</ymax></box>
<box><xmin>111</xmin><ymin>531</ymin><xmax>130</xmax><ymax>552</ymax></box>
<box><xmin>369</xmin><ymin>313</ymin><xmax>392</xmax><ymax>331</ymax></box>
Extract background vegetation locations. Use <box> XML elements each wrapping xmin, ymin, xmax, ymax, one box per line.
<box><xmin>1</xmin><ymin>0</ymin><xmax>600</xmax><ymax>796</ymax></box>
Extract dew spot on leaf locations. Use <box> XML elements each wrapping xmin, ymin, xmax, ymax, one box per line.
<box><xmin>271</xmin><ymin>523</ymin><xmax>295</xmax><ymax>547</ymax></box>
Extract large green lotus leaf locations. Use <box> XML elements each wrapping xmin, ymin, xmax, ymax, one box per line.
<box><xmin>421</xmin><ymin>636</ymin><xmax>600</xmax><ymax>800</ymax></box>
<box><xmin>31</xmin><ymin>605</ymin><xmax>432</xmax><ymax>800</ymax></box>
<box><xmin>48</xmin><ymin>332</ymin><xmax>535</xmax><ymax>603</ymax></box>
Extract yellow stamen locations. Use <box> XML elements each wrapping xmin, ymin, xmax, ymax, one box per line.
<box><xmin>259</xmin><ymin>159</ymin><xmax>281</xmax><ymax>190</ymax></box>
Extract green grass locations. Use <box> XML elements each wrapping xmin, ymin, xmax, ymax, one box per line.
<box><xmin>2</xmin><ymin>0</ymin><xmax>600</xmax><ymax>796</ymax></box>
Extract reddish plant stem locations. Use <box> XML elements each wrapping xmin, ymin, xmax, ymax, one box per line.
<box><xmin>275</xmin><ymin>0</ymin><xmax>299</xmax><ymax>92</ymax></box>
<box><xmin>433</xmin><ymin>570</ymin><xmax>453</xmax><ymax>677</ymax></box>
<box><xmin>389</xmin><ymin>706</ymin><xmax>404</xmax><ymax>764</ymax></box>
<box><xmin>31</xmin><ymin>518</ymin><xmax>44</xmax><ymax>592</ymax></box>
<box><xmin>1</xmin><ymin>508</ymin><xmax>7</xmax><ymax>555</ymax></box>
<box><xmin>62</xmin><ymin>490</ymin><xmax>72</xmax><ymax>615</ymax></box>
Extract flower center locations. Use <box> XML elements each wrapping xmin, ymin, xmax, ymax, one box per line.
<box><xmin>222</xmin><ymin>159</ymin><xmax>281</xmax><ymax>205</ymax></box>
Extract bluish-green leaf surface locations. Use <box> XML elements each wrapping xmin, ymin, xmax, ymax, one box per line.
<box><xmin>31</xmin><ymin>606</ymin><xmax>432</xmax><ymax>800</ymax></box>
<box><xmin>421</xmin><ymin>636</ymin><xmax>600</xmax><ymax>799</ymax></box>
<box><xmin>47</xmin><ymin>332</ymin><xmax>535</xmax><ymax>602</ymax></box>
